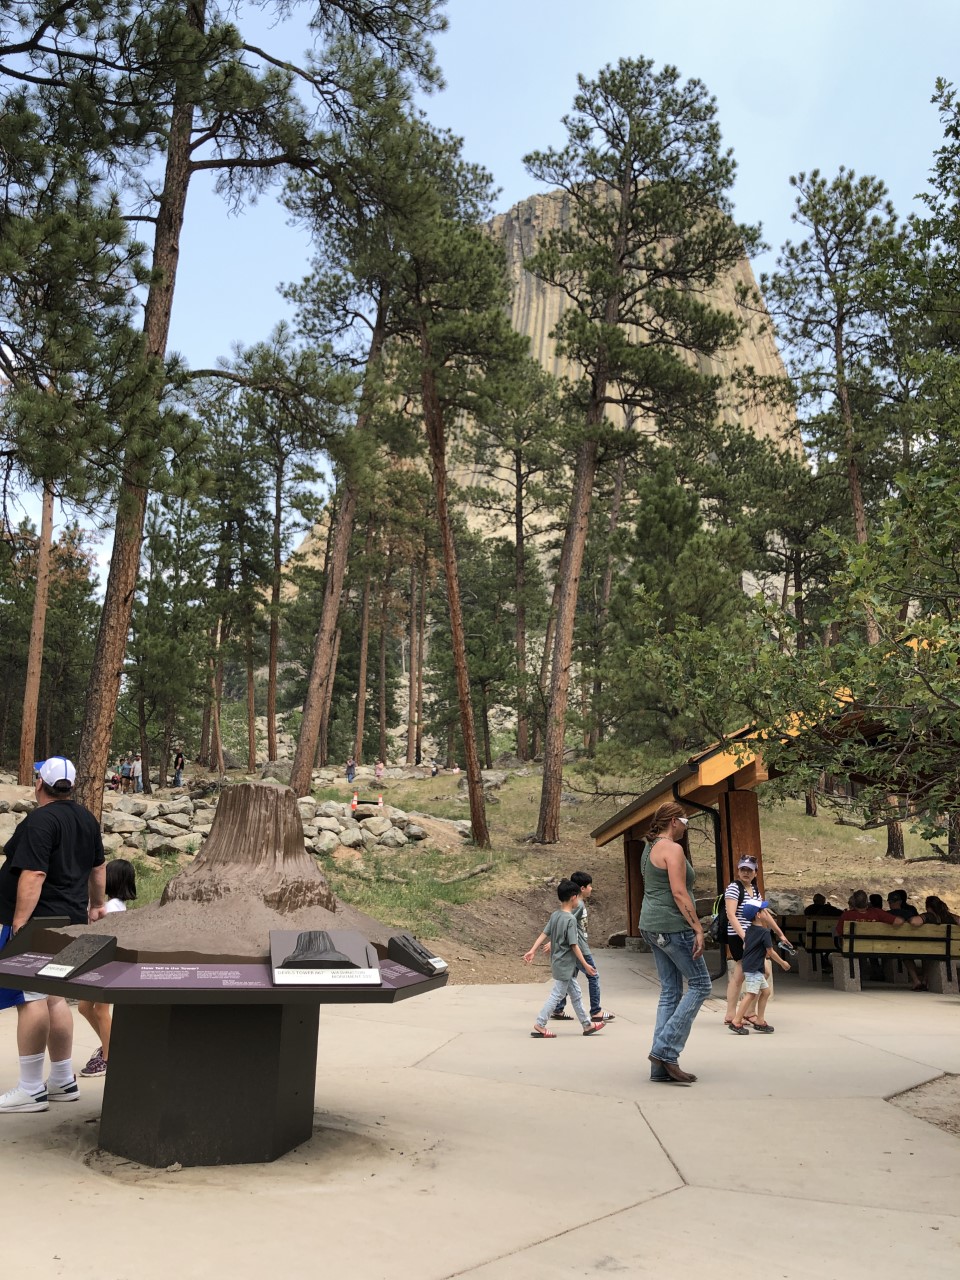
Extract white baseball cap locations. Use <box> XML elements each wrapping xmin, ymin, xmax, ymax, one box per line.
<box><xmin>35</xmin><ymin>756</ymin><xmax>76</xmax><ymax>790</ymax></box>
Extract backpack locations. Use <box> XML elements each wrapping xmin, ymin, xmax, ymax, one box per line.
<box><xmin>707</xmin><ymin>881</ymin><xmax>745</xmax><ymax>944</ymax></box>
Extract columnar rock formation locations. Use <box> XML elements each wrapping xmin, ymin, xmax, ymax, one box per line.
<box><xmin>489</xmin><ymin>188</ymin><xmax>788</xmax><ymax>441</ymax></box>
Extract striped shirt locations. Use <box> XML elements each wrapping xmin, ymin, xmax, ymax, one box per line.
<box><xmin>725</xmin><ymin>880</ymin><xmax>762</xmax><ymax>938</ymax></box>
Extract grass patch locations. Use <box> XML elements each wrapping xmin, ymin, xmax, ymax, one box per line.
<box><xmin>125</xmin><ymin>856</ymin><xmax>181</xmax><ymax>907</ymax></box>
<box><xmin>322</xmin><ymin>844</ymin><xmax>513</xmax><ymax>938</ymax></box>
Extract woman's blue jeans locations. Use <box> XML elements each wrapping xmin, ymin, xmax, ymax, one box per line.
<box><xmin>641</xmin><ymin>929</ymin><xmax>712</xmax><ymax>1064</ymax></box>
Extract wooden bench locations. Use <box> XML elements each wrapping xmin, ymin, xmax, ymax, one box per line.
<box><xmin>832</xmin><ymin>923</ymin><xmax>960</xmax><ymax>993</ymax></box>
<box><xmin>781</xmin><ymin>915</ymin><xmax>808</xmax><ymax>950</ymax></box>
<box><xmin>796</xmin><ymin>918</ymin><xmax>841</xmax><ymax>980</ymax></box>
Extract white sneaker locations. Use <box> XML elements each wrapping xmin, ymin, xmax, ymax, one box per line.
<box><xmin>0</xmin><ymin>1084</ymin><xmax>49</xmax><ymax>1113</ymax></box>
<box><xmin>46</xmin><ymin>1076</ymin><xmax>79</xmax><ymax>1103</ymax></box>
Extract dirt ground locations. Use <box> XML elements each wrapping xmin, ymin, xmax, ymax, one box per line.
<box><xmin>889</xmin><ymin>1073</ymin><xmax>960</xmax><ymax>1139</ymax></box>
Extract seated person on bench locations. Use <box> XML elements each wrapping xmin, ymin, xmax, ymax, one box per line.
<box><xmin>887</xmin><ymin>889</ymin><xmax>921</xmax><ymax>921</ymax></box>
<box><xmin>804</xmin><ymin>894</ymin><xmax>842</xmax><ymax>917</ymax></box>
<box><xmin>835</xmin><ymin>889</ymin><xmax>923</xmax><ymax>935</ymax></box>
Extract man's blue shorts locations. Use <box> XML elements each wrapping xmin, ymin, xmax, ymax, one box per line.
<box><xmin>0</xmin><ymin>925</ymin><xmax>25</xmax><ymax>1011</ymax></box>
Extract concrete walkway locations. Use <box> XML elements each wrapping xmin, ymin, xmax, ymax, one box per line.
<box><xmin>1</xmin><ymin>952</ymin><xmax>958</xmax><ymax>1279</ymax></box>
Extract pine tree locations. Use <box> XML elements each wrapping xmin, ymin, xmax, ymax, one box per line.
<box><xmin>523</xmin><ymin>57</ymin><xmax>761</xmax><ymax>842</ymax></box>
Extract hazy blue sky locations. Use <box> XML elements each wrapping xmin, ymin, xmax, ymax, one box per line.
<box><xmin>168</xmin><ymin>0</ymin><xmax>960</xmax><ymax>371</ymax></box>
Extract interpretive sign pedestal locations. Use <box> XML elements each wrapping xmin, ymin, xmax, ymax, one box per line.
<box><xmin>0</xmin><ymin>929</ymin><xmax>447</xmax><ymax>1168</ymax></box>
<box><xmin>101</xmin><ymin>1000</ymin><xmax>320</xmax><ymax>1167</ymax></box>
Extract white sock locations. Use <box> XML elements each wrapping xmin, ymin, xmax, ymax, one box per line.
<box><xmin>48</xmin><ymin>1058</ymin><xmax>75</xmax><ymax>1087</ymax></box>
<box><xmin>18</xmin><ymin>1052</ymin><xmax>46</xmax><ymax>1095</ymax></box>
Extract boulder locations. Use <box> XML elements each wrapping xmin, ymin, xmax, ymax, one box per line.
<box><xmin>353</xmin><ymin>803</ymin><xmax>379</xmax><ymax>819</ymax></box>
<box><xmin>311</xmin><ymin>831</ymin><xmax>340</xmax><ymax>856</ymax></box>
<box><xmin>158</xmin><ymin>799</ymin><xmax>194</xmax><ymax>818</ymax></box>
<box><xmin>458</xmin><ymin>770</ymin><xmax>507</xmax><ymax>792</ymax></box>
<box><xmin>11</xmin><ymin>799</ymin><xmax>37</xmax><ymax>814</ymax></box>
<box><xmin>101</xmin><ymin>832</ymin><xmax>125</xmax><ymax>852</ymax></box>
<box><xmin>338</xmin><ymin>827</ymin><xmax>364</xmax><ymax>849</ymax></box>
<box><xmin>107</xmin><ymin>814</ymin><xmax>147</xmax><ymax>834</ymax></box>
<box><xmin>146</xmin><ymin>820</ymin><xmax>189</xmax><ymax>839</ymax></box>
<box><xmin>453</xmin><ymin>820</ymin><xmax>473</xmax><ymax>838</ymax></box>
<box><xmin>0</xmin><ymin>814</ymin><xmax>19</xmax><ymax>844</ymax></box>
<box><xmin>158</xmin><ymin>810</ymin><xmax>192</xmax><ymax>831</ymax></box>
<box><xmin>319</xmin><ymin>801</ymin><xmax>346</xmax><ymax>819</ymax></box>
<box><xmin>378</xmin><ymin>828</ymin><xmax>408</xmax><ymax>848</ymax></box>
<box><xmin>297</xmin><ymin>798</ymin><xmax>318</xmax><ymax>822</ymax></box>
<box><xmin>316</xmin><ymin>816</ymin><xmax>341</xmax><ymax>834</ymax></box>
<box><xmin>260</xmin><ymin>761</ymin><xmax>292</xmax><ymax>784</ymax></box>
<box><xmin>360</xmin><ymin>830</ymin><xmax>378</xmax><ymax>852</ymax></box>
<box><xmin>405</xmin><ymin>824</ymin><xmax>428</xmax><ymax>841</ymax></box>
<box><xmin>359</xmin><ymin>816</ymin><xmax>393</xmax><ymax>838</ymax></box>
<box><xmin>144</xmin><ymin>833</ymin><xmax>185</xmax><ymax>857</ymax></box>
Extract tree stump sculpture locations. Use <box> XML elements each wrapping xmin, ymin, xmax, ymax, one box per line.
<box><xmin>161</xmin><ymin>782</ymin><xmax>336</xmax><ymax>914</ymax></box>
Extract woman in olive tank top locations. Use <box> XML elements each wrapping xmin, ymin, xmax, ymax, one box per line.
<box><xmin>639</xmin><ymin>801</ymin><xmax>712</xmax><ymax>1083</ymax></box>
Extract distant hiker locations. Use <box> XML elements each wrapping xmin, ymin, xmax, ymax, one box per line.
<box><xmin>132</xmin><ymin>753</ymin><xmax>143</xmax><ymax>793</ymax></box>
<box><xmin>173</xmin><ymin>749</ymin><xmax>185</xmax><ymax>788</ymax></box>
<box><xmin>345</xmin><ymin>757</ymin><xmax>356</xmax><ymax>784</ymax></box>
<box><xmin>375</xmin><ymin>760</ymin><xmax>385</xmax><ymax>782</ymax></box>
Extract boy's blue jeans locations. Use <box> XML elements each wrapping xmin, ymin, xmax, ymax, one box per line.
<box><xmin>536</xmin><ymin>975</ymin><xmax>590</xmax><ymax>1028</ymax></box>
<box><xmin>553</xmin><ymin>950</ymin><xmax>601</xmax><ymax>1017</ymax></box>
<box><xmin>641</xmin><ymin>929</ymin><xmax>712</xmax><ymax>1064</ymax></box>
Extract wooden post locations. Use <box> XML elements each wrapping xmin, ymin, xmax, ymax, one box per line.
<box><xmin>624</xmin><ymin>835</ymin><xmax>645</xmax><ymax>937</ymax></box>
<box><xmin>718</xmin><ymin>789</ymin><xmax>764</xmax><ymax>893</ymax></box>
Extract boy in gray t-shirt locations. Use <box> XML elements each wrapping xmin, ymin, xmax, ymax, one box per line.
<box><xmin>524</xmin><ymin>880</ymin><xmax>605</xmax><ymax>1038</ymax></box>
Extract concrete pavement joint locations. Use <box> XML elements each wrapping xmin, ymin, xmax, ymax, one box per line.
<box><xmin>633</xmin><ymin>1101</ymin><xmax>687</xmax><ymax>1186</ymax></box>
<box><xmin>409</xmin><ymin>1030</ymin><xmax>464</xmax><ymax>1068</ymax></box>
<box><xmin>438</xmin><ymin>1186</ymin><xmax>686</xmax><ymax>1278</ymax></box>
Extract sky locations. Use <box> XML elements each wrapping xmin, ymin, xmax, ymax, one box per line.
<box><xmin>167</xmin><ymin>0</ymin><xmax>960</xmax><ymax>370</ymax></box>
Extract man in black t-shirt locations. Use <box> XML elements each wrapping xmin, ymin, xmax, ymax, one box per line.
<box><xmin>0</xmin><ymin>756</ymin><xmax>106</xmax><ymax>1115</ymax></box>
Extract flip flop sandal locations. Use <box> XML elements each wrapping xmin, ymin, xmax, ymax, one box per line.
<box><xmin>582</xmin><ymin>1022</ymin><xmax>605</xmax><ymax>1035</ymax></box>
<box><xmin>530</xmin><ymin>1026</ymin><xmax>557</xmax><ymax>1038</ymax></box>
<box><xmin>746</xmin><ymin>1017</ymin><xmax>774</xmax><ymax>1033</ymax></box>
<box><xmin>728</xmin><ymin>1023</ymin><xmax>750</xmax><ymax>1035</ymax></box>
<box><xmin>591</xmin><ymin>1011</ymin><xmax>616</xmax><ymax>1022</ymax></box>
<box><xmin>550</xmin><ymin>1012</ymin><xmax>575</xmax><ymax>1020</ymax></box>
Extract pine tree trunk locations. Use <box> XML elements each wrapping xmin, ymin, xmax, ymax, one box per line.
<box><xmin>533</xmin><ymin>577</ymin><xmax>561</xmax><ymax>758</ymax></box>
<box><xmin>415</xmin><ymin>557</ymin><xmax>426</xmax><ymax>766</ymax></box>
<box><xmin>420</xmin><ymin>346</ymin><xmax>489</xmax><ymax>848</ymax></box>
<box><xmin>353</xmin><ymin>536</ymin><xmax>373</xmax><ymax>762</ymax></box>
<box><xmin>480</xmin><ymin>684</ymin><xmax>492</xmax><ymax>769</ymax></box>
<box><xmin>246</xmin><ymin>629</ymin><xmax>257</xmax><ymax>773</ymax></box>
<box><xmin>137</xmin><ymin>692</ymin><xmax>152</xmax><ymax>797</ymax></box>
<box><xmin>405</xmin><ymin>565</ymin><xmax>417</xmax><ymax>764</ymax></box>
<box><xmin>75</xmin><ymin>37</ymin><xmax>199</xmax><ymax>819</ymax></box>
<box><xmin>536</xmin><ymin>436</ymin><xmax>600</xmax><ymax>842</ymax></box>
<box><xmin>290</xmin><ymin>306</ymin><xmax>386</xmax><ymax>796</ymax></box>
<box><xmin>805</xmin><ymin>787</ymin><xmax>818</xmax><ymax>817</ymax></box>
<box><xmin>267</xmin><ymin>468</ymin><xmax>282</xmax><ymax>762</ymax></box>
<box><xmin>18</xmin><ymin>482</ymin><xmax>54</xmax><ymax>784</ymax></box>
<box><xmin>318</xmin><ymin>626</ymin><xmax>341</xmax><ymax>770</ymax></box>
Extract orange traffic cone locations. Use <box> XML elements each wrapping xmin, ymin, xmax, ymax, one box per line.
<box><xmin>377</xmin><ymin>794</ymin><xmax>383</xmax><ymax>809</ymax></box>
<box><xmin>351</xmin><ymin>791</ymin><xmax>358</xmax><ymax>812</ymax></box>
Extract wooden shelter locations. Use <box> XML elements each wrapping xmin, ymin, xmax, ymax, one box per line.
<box><xmin>591</xmin><ymin>731</ymin><xmax>769</xmax><ymax>939</ymax></box>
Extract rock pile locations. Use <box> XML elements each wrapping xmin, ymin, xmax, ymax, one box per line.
<box><xmin>0</xmin><ymin>782</ymin><xmax>450</xmax><ymax>863</ymax></box>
